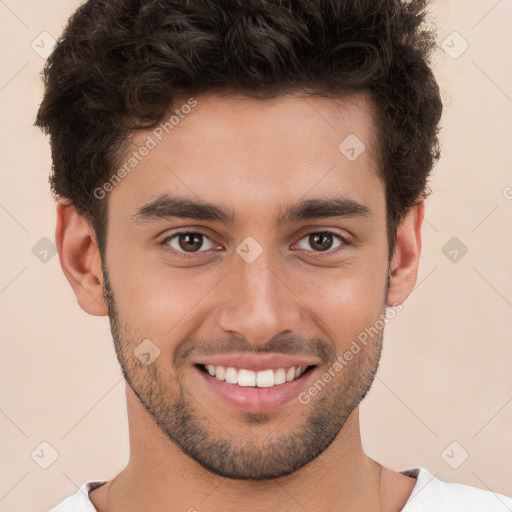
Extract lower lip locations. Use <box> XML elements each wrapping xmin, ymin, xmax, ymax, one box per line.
<box><xmin>194</xmin><ymin>365</ymin><xmax>316</xmax><ymax>413</ymax></box>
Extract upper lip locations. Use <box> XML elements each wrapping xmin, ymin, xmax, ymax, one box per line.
<box><xmin>194</xmin><ymin>353</ymin><xmax>321</xmax><ymax>372</ymax></box>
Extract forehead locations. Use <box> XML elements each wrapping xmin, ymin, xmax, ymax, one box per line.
<box><xmin>109</xmin><ymin>90</ymin><xmax>384</xmax><ymax>222</ymax></box>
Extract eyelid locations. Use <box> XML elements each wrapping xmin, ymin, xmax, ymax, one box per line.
<box><xmin>161</xmin><ymin>229</ymin><xmax>219</xmax><ymax>257</ymax></box>
<box><xmin>292</xmin><ymin>230</ymin><xmax>350</xmax><ymax>254</ymax></box>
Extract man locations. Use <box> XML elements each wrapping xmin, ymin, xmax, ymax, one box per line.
<box><xmin>35</xmin><ymin>0</ymin><xmax>512</xmax><ymax>510</ymax></box>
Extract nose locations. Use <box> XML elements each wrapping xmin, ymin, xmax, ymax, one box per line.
<box><xmin>216</xmin><ymin>245</ymin><xmax>303</xmax><ymax>345</ymax></box>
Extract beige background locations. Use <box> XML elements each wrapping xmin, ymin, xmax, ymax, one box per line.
<box><xmin>1</xmin><ymin>1</ymin><xmax>511</xmax><ymax>511</ymax></box>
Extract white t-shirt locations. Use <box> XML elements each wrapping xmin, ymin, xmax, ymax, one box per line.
<box><xmin>48</xmin><ymin>467</ymin><xmax>512</xmax><ymax>511</ymax></box>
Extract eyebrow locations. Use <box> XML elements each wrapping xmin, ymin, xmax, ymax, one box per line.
<box><xmin>131</xmin><ymin>194</ymin><xmax>372</xmax><ymax>226</ymax></box>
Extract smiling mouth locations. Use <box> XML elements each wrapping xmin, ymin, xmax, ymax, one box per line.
<box><xmin>196</xmin><ymin>363</ymin><xmax>316</xmax><ymax>388</ymax></box>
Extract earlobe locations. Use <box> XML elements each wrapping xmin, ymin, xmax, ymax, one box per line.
<box><xmin>386</xmin><ymin>200</ymin><xmax>424</xmax><ymax>307</ymax></box>
<box><xmin>55</xmin><ymin>201</ymin><xmax>108</xmax><ymax>316</ymax></box>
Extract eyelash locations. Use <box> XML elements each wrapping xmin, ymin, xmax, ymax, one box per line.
<box><xmin>160</xmin><ymin>229</ymin><xmax>350</xmax><ymax>259</ymax></box>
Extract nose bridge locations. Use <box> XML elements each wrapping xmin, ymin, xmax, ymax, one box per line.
<box><xmin>218</xmin><ymin>242</ymin><xmax>301</xmax><ymax>344</ymax></box>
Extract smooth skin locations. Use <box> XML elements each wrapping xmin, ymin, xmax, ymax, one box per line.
<box><xmin>56</xmin><ymin>90</ymin><xmax>422</xmax><ymax>512</ymax></box>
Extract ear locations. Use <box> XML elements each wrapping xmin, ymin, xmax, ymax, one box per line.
<box><xmin>386</xmin><ymin>199</ymin><xmax>424</xmax><ymax>307</ymax></box>
<box><xmin>55</xmin><ymin>201</ymin><xmax>108</xmax><ymax>316</ymax></box>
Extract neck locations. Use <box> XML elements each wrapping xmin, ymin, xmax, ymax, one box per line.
<box><xmin>95</xmin><ymin>386</ymin><xmax>389</xmax><ymax>512</ymax></box>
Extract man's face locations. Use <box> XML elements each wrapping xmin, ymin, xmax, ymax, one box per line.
<box><xmin>102</xmin><ymin>91</ymin><xmax>391</xmax><ymax>479</ymax></box>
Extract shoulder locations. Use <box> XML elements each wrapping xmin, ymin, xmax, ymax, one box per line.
<box><xmin>400</xmin><ymin>468</ymin><xmax>512</xmax><ymax>512</ymax></box>
<box><xmin>48</xmin><ymin>480</ymin><xmax>107</xmax><ymax>512</ymax></box>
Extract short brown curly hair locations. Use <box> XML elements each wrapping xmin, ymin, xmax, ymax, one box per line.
<box><xmin>34</xmin><ymin>0</ymin><xmax>443</xmax><ymax>260</ymax></box>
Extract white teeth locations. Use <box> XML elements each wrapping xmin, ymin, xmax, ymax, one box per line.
<box><xmin>274</xmin><ymin>368</ymin><xmax>286</xmax><ymax>385</ymax></box>
<box><xmin>215</xmin><ymin>366</ymin><xmax>225</xmax><ymax>380</ymax></box>
<box><xmin>256</xmin><ymin>369</ymin><xmax>275</xmax><ymax>388</ymax></box>
<box><xmin>237</xmin><ymin>369</ymin><xmax>256</xmax><ymax>387</ymax></box>
<box><xmin>225</xmin><ymin>367</ymin><xmax>238</xmax><ymax>384</ymax></box>
<box><xmin>203</xmin><ymin>364</ymin><xmax>310</xmax><ymax>388</ymax></box>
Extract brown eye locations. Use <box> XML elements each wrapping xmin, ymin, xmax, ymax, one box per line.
<box><xmin>163</xmin><ymin>231</ymin><xmax>216</xmax><ymax>255</ymax></box>
<box><xmin>295</xmin><ymin>231</ymin><xmax>346</xmax><ymax>253</ymax></box>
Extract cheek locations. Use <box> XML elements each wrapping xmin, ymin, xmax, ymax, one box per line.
<box><xmin>108</xmin><ymin>252</ymin><xmax>223</xmax><ymax>335</ymax></box>
<box><xmin>291</xmin><ymin>257</ymin><xmax>388</xmax><ymax>345</ymax></box>
<box><xmin>108</xmin><ymin>233</ymin><xmax>388</xmax><ymax>345</ymax></box>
